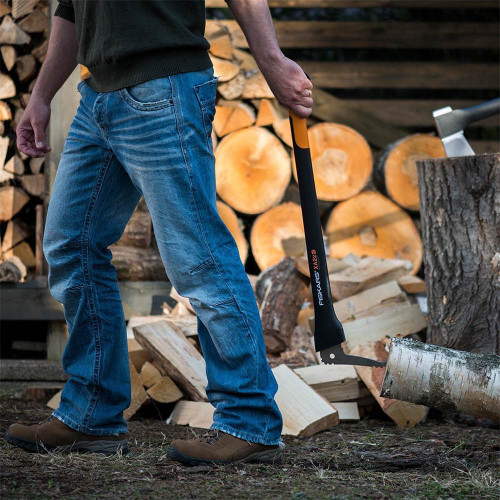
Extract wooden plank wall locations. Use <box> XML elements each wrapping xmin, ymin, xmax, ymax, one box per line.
<box><xmin>206</xmin><ymin>0</ymin><xmax>500</xmax><ymax>153</ymax></box>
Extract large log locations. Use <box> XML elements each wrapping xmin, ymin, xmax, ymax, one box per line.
<box><xmin>258</xmin><ymin>256</ymin><xmax>309</xmax><ymax>354</ymax></box>
<box><xmin>381</xmin><ymin>337</ymin><xmax>500</xmax><ymax>421</ymax></box>
<box><xmin>417</xmin><ymin>153</ymin><xmax>499</xmax><ymax>354</ymax></box>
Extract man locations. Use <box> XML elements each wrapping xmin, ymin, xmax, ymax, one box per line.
<box><xmin>6</xmin><ymin>0</ymin><xmax>313</xmax><ymax>465</ymax></box>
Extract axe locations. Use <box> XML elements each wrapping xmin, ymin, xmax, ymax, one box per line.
<box><xmin>433</xmin><ymin>98</ymin><xmax>500</xmax><ymax>157</ymax></box>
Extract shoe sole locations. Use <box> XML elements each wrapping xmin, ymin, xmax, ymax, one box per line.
<box><xmin>167</xmin><ymin>444</ymin><xmax>283</xmax><ymax>466</ymax></box>
<box><xmin>4</xmin><ymin>431</ymin><xmax>128</xmax><ymax>455</ymax></box>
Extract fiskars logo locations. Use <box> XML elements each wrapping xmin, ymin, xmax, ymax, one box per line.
<box><xmin>310</xmin><ymin>249</ymin><xmax>323</xmax><ymax>306</ymax></box>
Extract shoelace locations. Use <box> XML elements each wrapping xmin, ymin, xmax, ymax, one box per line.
<box><xmin>199</xmin><ymin>429</ymin><xmax>220</xmax><ymax>445</ymax></box>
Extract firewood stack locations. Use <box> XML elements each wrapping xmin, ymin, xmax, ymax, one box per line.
<box><xmin>48</xmin><ymin>251</ymin><xmax>429</xmax><ymax>435</ymax></box>
<box><xmin>0</xmin><ymin>0</ymin><xmax>48</xmax><ymax>281</ymax></box>
<box><xmin>109</xmin><ymin>22</ymin><xmax>443</xmax><ymax>280</ymax></box>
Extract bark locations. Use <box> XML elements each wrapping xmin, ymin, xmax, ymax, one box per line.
<box><xmin>417</xmin><ymin>153</ymin><xmax>499</xmax><ymax>354</ymax></box>
<box><xmin>258</xmin><ymin>256</ymin><xmax>309</xmax><ymax>354</ymax></box>
<box><xmin>381</xmin><ymin>337</ymin><xmax>500</xmax><ymax>421</ymax></box>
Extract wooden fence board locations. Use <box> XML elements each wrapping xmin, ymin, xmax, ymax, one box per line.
<box><xmin>300</xmin><ymin>62</ymin><xmax>499</xmax><ymax>89</ymax></box>
<box><xmin>208</xmin><ymin>20</ymin><xmax>499</xmax><ymax>50</ymax></box>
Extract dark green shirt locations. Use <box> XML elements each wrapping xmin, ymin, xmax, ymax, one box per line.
<box><xmin>55</xmin><ymin>0</ymin><xmax>212</xmax><ymax>92</ymax></box>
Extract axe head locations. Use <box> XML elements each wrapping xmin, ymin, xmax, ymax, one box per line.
<box><xmin>433</xmin><ymin>106</ymin><xmax>475</xmax><ymax>158</ymax></box>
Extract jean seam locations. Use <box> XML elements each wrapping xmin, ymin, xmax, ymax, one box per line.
<box><xmin>52</xmin><ymin>410</ymin><xmax>126</xmax><ymax>436</ymax></box>
<box><xmin>171</xmin><ymin>75</ymin><xmax>258</xmax><ymax>361</ymax></box>
<box><xmin>79</xmin><ymin>149</ymin><xmax>114</xmax><ymax>428</ymax></box>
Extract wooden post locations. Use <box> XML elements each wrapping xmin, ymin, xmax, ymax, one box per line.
<box><xmin>381</xmin><ymin>337</ymin><xmax>500</xmax><ymax>421</ymax></box>
<box><xmin>417</xmin><ymin>153</ymin><xmax>499</xmax><ymax>354</ymax></box>
<box><xmin>35</xmin><ymin>204</ymin><xmax>45</xmax><ymax>275</ymax></box>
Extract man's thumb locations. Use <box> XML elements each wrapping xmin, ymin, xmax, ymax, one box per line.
<box><xmin>33</xmin><ymin>121</ymin><xmax>47</xmax><ymax>149</ymax></box>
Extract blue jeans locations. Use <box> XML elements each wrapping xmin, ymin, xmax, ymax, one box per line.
<box><xmin>44</xmin><ymin>67</ymin><xmax>283</xmax><ymax>445</ymax></box>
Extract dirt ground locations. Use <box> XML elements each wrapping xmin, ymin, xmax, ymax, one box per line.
<box><xmin>0</xmin><ymin>390</ymin><xmax>498</xmax><ymax>500</ymax></box>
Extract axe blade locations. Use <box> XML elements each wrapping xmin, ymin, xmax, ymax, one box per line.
<box><xmin>441</xmin><ymin>130</ymin><xmax>475</xmax><ymax>158</ymax></box>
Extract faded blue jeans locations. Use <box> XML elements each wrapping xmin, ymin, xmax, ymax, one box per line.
<box><xmin>44</xmin><ymin>67</ymin><xmax>283</xmax><ymax>445</ymax></box>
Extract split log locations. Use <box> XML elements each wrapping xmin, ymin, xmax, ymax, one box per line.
<box><xmin>31</xmin><ymin>38</ymin><xmax>47</xmax><ymax>63</ymax></box>
<box><xmin>273</xmin><ymin>364</ymin><xmax>339</xmax><ymax>437</ymax></box>
<box><xmin>241</xmin><ymin>71</ymin><xmax>274</xmax><ymax>99</ymax></box>
<box><xmin>215</xmin><ymin>127</ymin><xmax>291</xmax><ymax>215</ymax></box>
<box><xmin>329</xmin><ymin>257</ymin><xmax>412</xmax><ymax>300</ymax></box>
<box><xmin>0</xmin><ymin>186</ymin><xmax>29</xmax><ymax>220</ymax></box>
<box><xmin>351</xmin><ymin>341</ymin><xmax>428</xmax><ymax>427</ymax></box>
<box><xmin>210</xmin><ymin>54</ymin><xmax>239</xmax><ymax>82</ymax></box>
<box><xmin>124</xmin><ymin>359</ymin><xmax>149</xmax><ymax>420</ymax></box>
<box><xmin>4</xmin><ymin>154</ymin><xmax>24</xmax><ymax>175</ymax></box>
<box><xmin>417</xmin><ymin>153</ymin><xmax>499</xmax><ymax>354</ymax></box>
<box><xmin>11</xmin><ymin>0</ymin><xmax>38</xmax><ymax>19</ymax></box>
<box><xmin>110</xmin><ymin>245</ymin><xmax>166</xmax><ymax>281</ymax></box>
<box><xmin>0</xmin><ymin>99</ymin><xmax>12</xmax><ymax>119</ymax></box>
<box><xmin>250</xmin><ymin>202</ymin><xmax>304</xmax><ymax>271</ymax></box>
<box><xmin>29</xmin><ymin>156</ymin><xmax>44</xmax><ymax>174</ymax></box>
<box><xmin>126</xmin><ymin>315</ymin><xmax>168</xmax><ymax>340</ymax></box>
<box><xmin>0</xmin><ymin>135</ymin><xmax>8</xmax><ymax>167</ymax></box>
<box><xmin>292</xmin><ymin>123</ymin><xmax>373</xmax><ymax>201</ymax></box>
<box><xmin>213</xmin><ymin>104</ymin><xmax>234</xmax><ymax>136</ymax></box>
<box><xmin>397</xmin><ymin>275</ymin><xmax>426</xmax><ymax>294</ymax></box>
<box><xmin>169</xmin><ymin>286</ymin><xmax>195</xmax><ymax>314</ymax></box>
<box><xmin>15</xmin><ymin>54</ymin><xmax>36</xmax><ymax>83</ymax></box>
<box><xmin>332</xmin><ymin>280</ymin><xmax>409</xmax><ymax>322</ymax></box>
<box><xmin>20</xmin><ymin>173</ymin><xmax>44</xmax><ymax>197</ymax></box>
<box><xmin>326</xmin><ymin>191</ymin><xmax>423</xmax><ymax>275</ymax></box>
<box><xmin>47</xmin><ymin>389</ymin><xmax>61</xmax><ymax>410</ymax></box>
<box><xmin>160</xmin><ymin>316</ymin><xmax>198</xmax><ymax>338</ymax></box>
<box><xmin>167</xmin><ymin>400</ymin><xmax>214</xmax><ymax>429</ymax></box>
<box><xmin>294</xmin><ymin>364</ymin><xmax>360</xmax><ymax>402</ymax></box>
<box><xmin>133</xmin><ymin>320</ymin><xmax>208</xmax><ymax>401</ymax></box>
<box><xmin>255</xmin><ymin>98</ymin><xmax>282</xmax><ymax>127</ymax></box>
<box><xmin>0</xmin><ymin>1</ymin><xmax>10</xmax><ymax>17</ymax></box>
<box><xmin>4</xmin><ymin>241</ymin><xmax>35</xmax><ymax>267</ymax></box>
<box><xmin>0</xmin><ymin>73</ymin><xmax>15</xmax><ymax>99</ymax></box>
<box><xmin>381</xmin><ymin>337</ymin><xmax>500</xmax><ymax>421</ymax></box>
<box><xmin>0</xmin><ymin>15</ymin><xmax>31</xmax><ymax>44</ymax></box>
<box><xmin>0</xmin><ymin>255</ymin><xmax>26</xmax><ymax>282</ymax></box>
<box><xmin>139</xmin><ymin>361</ymin><xmax>162</xmax><ymax>388</ymax></box>
<box><xmin>1</xmin><ymin>218</ymin><xmax>30</xmax><ymax>252</ymax></box>
<box><xmin>333</xmin><ymin>402</ymin><xmax>361</xmax><ymax>422</ymax></box>
<box><xmin>146</xmin><ymin>377</ymin><xmax>183</xmax><ymax>404</ymax></box>
<box><xmin>341</xmin><ymin>303</ymin><xmax>426</xmax><ymax>352</ymax></box>
<box><xmin>216</xmin><ymin>200</ymin><xmax>248</xmax><ymax>264</ymax></box>
<box><xmin>217</xmin><ymin>72</ymin><xmax>245</xmax><ymax>100</ymax></box>
<box><xmin>17</xmin><ymin>8</ymin><xmax>48</xmax><ymax>33</ymax></box>
<box><xmin>374</xmin><ymin>134</ymin><xmax>445</xmax><ymax>211</ymax></box>
<box><xmin>207</xmin><ymin>27</ymin><xmax>233</xmax><ymax>60</ymax></box>
<box><xmin>273</xmin><ymin>117</ymin><xmax>293</xmax><ymax>147</ymax></box>
<box><xmin>258</xmin><ymin>256</ymin><xmax>309</xmax><ymax>353</ymax></box>
<box><xmin>115</xmin><ymin>205</ymin><xmax>152</xmax><ymax>248</ymax></box>
<box><xmin>0</xmin><ymin>45</ymin><xmax>16</xmax><ymax>71</ymax></box>
<box><xmin>219</xmin><ymin>101</ymin><xmax>255</xmax><ymax>136</ymax></box>
<box><xmin>128</xmin><ymin>338</ymin><xmax>152</xmax><ymax>372</ymax></box>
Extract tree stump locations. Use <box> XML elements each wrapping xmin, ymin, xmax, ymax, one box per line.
<box><xmin>417</xmin><ymin>153</ymin><xmax>499</xmax><ymax>354</ymax></box>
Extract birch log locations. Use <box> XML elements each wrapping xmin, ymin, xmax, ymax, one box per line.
<box><xmin>381</xmin><ymin>338</ymin><xmax>500</xmax><ymax>421</ymax></box>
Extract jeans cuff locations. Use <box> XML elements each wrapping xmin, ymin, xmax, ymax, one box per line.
<box><xmin>52</xmin><ymin>409</ymin><xmax>127</xmax><ymax>436</ymax></box>
<box><xmin>210</xmin><ymin>422</ymin><xmax>282</xmax><ymax>446</ymax></box>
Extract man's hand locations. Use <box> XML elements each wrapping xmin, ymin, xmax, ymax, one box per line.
<box><xmin>16</xmin><ymin>97</ymin><xmax>52</xmax><ymax>158</ymax></box>
<box><xmin>259</xmin><ymin>55</ymin><xmax>313</xmax><ymax>118</ymax></box>
<box><xmin>225</xmin><ymin>0</ymin><xmax>313</xmax><ymax>118</ymax></box>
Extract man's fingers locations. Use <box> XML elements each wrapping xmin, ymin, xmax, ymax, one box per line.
<box><xmin>291</xmin><ymin>104</ymin><xmax>312</xmax><ymax>118</ymax></box>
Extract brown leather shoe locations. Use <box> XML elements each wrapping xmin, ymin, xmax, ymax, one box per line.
<box><xmin>5</xmin><ymin>415</ymin><xmax>128</xmax><ymax>455</ymax></box>
<box><xmin>167</xmin><ymin>429</ymin><xmax>284</xmax><ymax>465</ymax></box>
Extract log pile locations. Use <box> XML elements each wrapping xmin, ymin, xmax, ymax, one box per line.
<box><xmin>47</xmin><ymin>251</ymin><xmax>430</xmax><ymax>433</ymax></box>
<box><xmin>0</xmin><ymin>1</ymin><xmax>48</xmax><ymax>280</ymax></box>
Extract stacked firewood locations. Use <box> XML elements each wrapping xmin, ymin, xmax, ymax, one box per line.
<box><xmin>110</xmin><ymin>22</ymin><xmax>446</xmax><ymax>280</ymax></box>
<box><xmin>48</xmin><ymin>251</ymin><xmax>429</xmax><ymax>435</ymax></box>
<box><xmin>0</xmin><ymin>0</ymin><xmax>48</xmax><ymax>280</ymax></box>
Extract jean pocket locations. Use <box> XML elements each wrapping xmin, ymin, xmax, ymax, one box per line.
<box><xmin>194</xmin><ymin>76</ymin><xmax>219</xmax><ymax>153</ymax></box>
<box><xmin>120</xmin><ymin>76</ymin><xmax>174</xmax><ymax>111</ymax></box>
